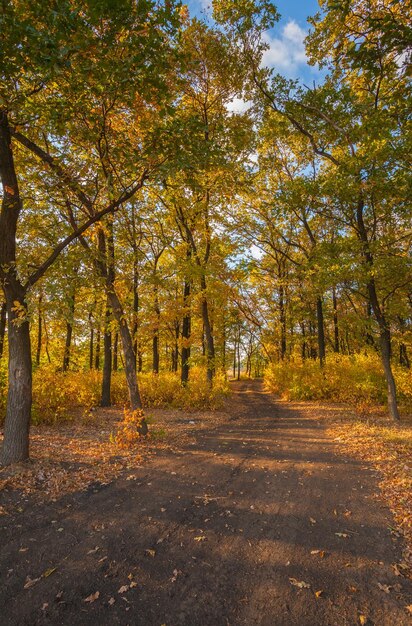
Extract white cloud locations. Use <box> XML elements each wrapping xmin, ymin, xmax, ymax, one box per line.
<box><xmin>261</xmin><ymin>20</ymin><xmax>308</xmax><ymax>76</ymax></box>
<box><xmin>226</xmin><ymin>97</ymin><xmax>253</xmax><ymax>114</ymax></box>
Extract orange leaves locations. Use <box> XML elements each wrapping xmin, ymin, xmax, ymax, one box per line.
<box><xmin>113</xmin><ymin>408</ymin><xmax>145</xmax><ymax>449</ymax></box>
<box><xmin>84</xmin><ymin>591</ymin><xmax>100</xmax><ymax>603</ymax></box>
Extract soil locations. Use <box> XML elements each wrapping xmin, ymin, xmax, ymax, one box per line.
<box><xmin>1</xmin><ymin>380</ymin><xmax>411</xmax><ymax>626</ymax></box>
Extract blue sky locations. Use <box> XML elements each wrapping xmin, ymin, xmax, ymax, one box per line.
<box><xmin>186</xmin><ymin>0</ymin><xmax>322</xmax><ymax>82</ymax></box>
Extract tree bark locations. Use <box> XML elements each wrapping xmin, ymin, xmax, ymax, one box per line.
<box><xmin>201</xmin><ymin>275</ymin><xmax>215</xmax><ymax>384</ymax></box>
<box><xmin>152</xmin><ymin>277</ymin><xmax>160</xmax><ymax>374</ymax></box>
<box><xmin>0</xmin><ymin>109</ymin><xmax>32</xmax><ymax>465</ymax></box>
<box><xmin>279</xmin><ymin>285</ymin><xmax>287</xmax><ymax>360</ymax></box>
<box><xmin>113</xmin><ymin>331</ymin><xmax>118</xmax><ymax>371</ymax></box>
<box><xmin>89</xmin><ymin>312</ymin><xmax>94</xmax><ymax>370</ymax></box>
<box><xmin>35</xmin><ymin>295</ymin><xmax>42</xmax><ymax>366</ymax></box>
<box><xmin>316</xmin><ymin>296</ymin><xmax>326</xmax><ymax>366</ymax></box>
<box><xmin>101</xmin><ymin>299</ymin><xmax>112</xmax><ymax>406</ymax></box>
<box><xmin>94</xmin><ymin>326</ymin><xmax>101</xmax><ymax>370</ymax></box>
<box><xmin>0</xmin><ymin>301</ymin><xmax>7</xmax><ymax>359</ymax></box>
<box><xmin>332</xmin><ymin>288</ymin><xmax>339</xmax><ymax>353</ymax></box>
<box><xmin>181</xmin><ymin>277</ymin><xmax>191</xmax><ymax>385</ymax></box>
<box><xmin>356</xmin><ymin>196</ymin><xmax>400</xmax><ymax>420</ymax></box>
<box><xmin>62</xmin><ymin>293</ymin><xmax>75</xmax><ymax>372</ymax></box>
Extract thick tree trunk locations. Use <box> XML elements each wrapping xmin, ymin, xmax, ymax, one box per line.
<box><xmin>0</xmin><ymin>109</ymin><xmax>32</xmax><ymax>465</ymax></box>
<box><xmin>1</xmin><ymin>289</ymin><xmax>32</xmax><ymax>465</ymax></box>
<box><xmin>201</xmin><ymin>276</ymin><xmax>215</xmax><ymax>385</ymax></box>
<box><xmin>0</xmin><ymin>301</ymin><xmax>6</xmax><ymax>359</ymax></box>
<box><xmin>379</xmin><ymin>325</ymin><xmax>399</xmax><ymax>420</ymax></box>
<box><xmin>101</xmin><ymin>300</ymin><xmax>112</xmax><ymax>406</ymax></box>
<box><xmin>356</xmin><ymin>196</ymin><xmax>400</xmax><ymax>420</ymax></box>
<box><xmin>107</xmin><ymin>288</ymin><xmax>147</xmax><ymax>432</ymax></box>
<box><xmin>181</xmin><ymin>278</ymin><xmax>191</xmax><ymax>386</ymax></box>
<box><xmin>316</xmin><ymin>296</ymin><xmax>326</xmax><ymax>366</ymax></box>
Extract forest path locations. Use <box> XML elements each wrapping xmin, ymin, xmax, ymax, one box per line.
<box><xmin>1</xmin><ymin>380</ymin><xmax>411</xmax><ymax>625</ymax></box>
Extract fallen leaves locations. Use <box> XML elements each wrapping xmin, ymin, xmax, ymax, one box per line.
<box><xmin>310</xmin><ymin>550</ymin><xmax>326</xmax><ymax>558</ymax></box>
<box><xmin>289</xmin><ymin>578</ymin><xmax>311</xmax><ymax>589</ymax></box>
<box><xmin>84</xmin><ymin>591</ymin><xmax>100</xmax><ymax>603</ymax></box>
<box><xmin>327</xmin><ymin>415</ymin><xmax>412</xmax><ymax>578</ymax></box>
<box><xmin>145</xmin><ymin>549</ymin><xmax>156</xmax><ymax>558</ymax></box>
<box><xmin>24</xmin><ymin>576</ymin><xmax>40</xmax><ymax>589</ymax></box>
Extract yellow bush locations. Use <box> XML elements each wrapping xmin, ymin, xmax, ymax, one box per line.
<box><xmin>264</xmin><ymin>354</ymin><xmax>411</xmax><ymax>410</ymax></box>
<box><xmin>113</xmin><ymin>408</ymin><xmax>144</xmax><ymax>448</ymax></box>
<box><xmin>0</xmin><ymin>365</ymin><xmax>229</xmax><ymax>426</ymax></box>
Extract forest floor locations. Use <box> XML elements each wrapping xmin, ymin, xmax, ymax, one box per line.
<box><xmin>1</xmin><ymin>379</ymin><xmax>412</xmax><ymax>626</ymax></box>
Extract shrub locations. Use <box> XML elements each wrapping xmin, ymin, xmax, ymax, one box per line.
<box><xmin>0</xmin><ymin>365</ymin><xmax>229</xmax><ymax>426</ymax></box>
<box><xmin>264</xmin><ymin>353</ymin><xmax>412</xmax><ymax>410</ymax></box>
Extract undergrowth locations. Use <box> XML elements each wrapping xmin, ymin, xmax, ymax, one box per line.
<box><xmin>264</xmin><ymin>354</ymin><xmax>412</xmax><ymax>413</ymax></box>
<box><xmin>0</xmin><ymin>363</ymin><xmax>229</xmax><ymax>425</ymax></box>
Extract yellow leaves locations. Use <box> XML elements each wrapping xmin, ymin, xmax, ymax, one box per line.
<box><xmin>359</xmin><ymin>616</ymin><xmax>367</xmax><ymax>625</ymax></box>
<box><xmin>114</xmin><ymin>408</ymin><xmax>145</xmax><ymax>449</ymax></box>
<box><xmin>289</xmin><ymin>578</ymin><xmax>311</xmax><ymax>589</ymax></box>
<box><xmin>84</xmin><ymin>591</ymin><xmax>100</xmax><ymax>603</ymax></box>
<box><xmin>406</xmin><ymin>605</ymin><xmax>412</xmax><ymax>616</ymax></box>
<box><xmin>43</xmin><ymin>567</ymin><xmax>56</xmax><ymax>578</ymax></box>
<box><xmin>194</xmin><ymin>535</ymin><xmax>206</xmax><ymax>542</ymax></box>
<box><xmin>145</xmin><ymin>549</ymin><xmax>156</xmax><ymax>557</ymax></box>
<box><xmin>310</xmin><ymin>549</ymin><xmax>326</xmax><ymax>558</ymax></box>
<box><xmin>314</xmin><ymin>590</ymin><xmax>324</xmax><ymax>598</ymax></box>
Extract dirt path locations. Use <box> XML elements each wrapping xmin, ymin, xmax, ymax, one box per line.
<box><xmin>1</xmin><ymin>380</ymin><xmax>411</xmax><ymax>625</ymax></box>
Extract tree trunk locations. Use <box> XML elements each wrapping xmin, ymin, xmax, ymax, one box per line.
<box><xmin>237</xmin><ymin>336</ymin><xmax>241</xmax><ymax>381</ymax></box>
<box><xmin>400</xmin><ymin>343</ymin><xmax>410</xmax><ymax>369</ymax></box>
<box><xmin>35</xmin><ymin>295</ymin><xmax>42</xmax><ymax>366</ymax></box>
<box><xmin>332</xmin><ymin>288</ymin><xmax>339</xmax><ymax>353</ymax></box>
<box><xmin>0</xmin><ymin>109</ymin><xmax>32</xmax><ymax>465</ymax></box>
<box><xmin>94</xmin><ymin>327</ymin><xmax>101</xmax><ymax>370</ymax></box>
<box><xmin>233</xmin><ymin>340</ymin><xmax>236</xmax><ymax>379</ymax></box>
<box><xmin>181</xmin><ymin>277</ymin><xmax>191</xmax><ymax>385</ymax></box>
<box><xmin>113</xmin><ymin>331</ymin><xmax>118</xmax><ymax>371</ymax></box>
<box><xmin>1</xmin><ymin>288</ymin><xmax>32</xmax><ymax>465</ymax></box>
<box><xmin>316</xmin><ymin>296</ymin><xmax>326</xmax><ymax>366</ymax></box>
<box><xmin>101</xmin><ymin>299</ymin><xmax>112</xmax><ymax>406</ymax></box>
<box><xmin>132</xmin><ymin>258</ymin><xmax>139</xmax><ymax>368</ymax></box>
<box><xmin>62</xmin><ymin>293</ymin><xmax>75</xmax><ymax>372</ymax></box>
<box><xmin>106</xmin><ymin>287</ymin><xmax>147</xmax><ymax>432</ymax></box>
<box><xmin>152</xmin><ymin>283</ymin><xmax>160</xmax><ymax>374</ymax></box>
<box><xmin>279</xmin><ymin>285</ymin><xmax>286</xmax><ymax>360</ymax></box>
<box><xmin>356</xmin><ymin>196</ymin><xmax>400</xmax><ymax>420</ymax></box>
<box><xmin>172</xmin><ymin>321</ymin><xmax>179</xmax><ymax>373</ymax></box>
<box><xmin>0</xmin><ymin>301</ymin><xmax>7</xmax><ymax>359</ymax></box>
<box><xmin>89</xmin><ymin>312</ymin><xmax>94</xmax><ymax>370</ymax></box>
<box><xmin>201</xmin><ymin>276</ymin><xmax>215</xmax><ymax>385</ymax></box>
